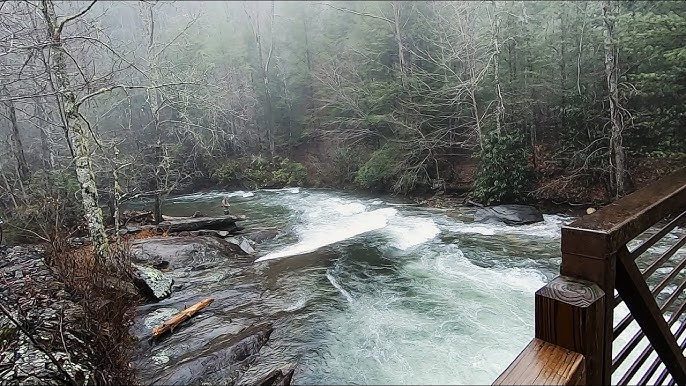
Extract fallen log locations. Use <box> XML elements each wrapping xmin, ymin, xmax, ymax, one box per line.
<box><xmin>157</xmin><ymin>215</ymin><xmax>245</xmax><ymax>233</ymax></box>
<box><xmin>122</xmin><ymin>215</ymin><xmax>245</xmax><ymax>236</ymax></box>
<box><xmin>152</xmin><ymin>297</ymin><xmax>214</xmax><ymax>339</ymax></box>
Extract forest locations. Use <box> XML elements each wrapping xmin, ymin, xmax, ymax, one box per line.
<box><xmin>0</xmin><ymin>0</ymin><xmax>685</xmax><ymax>246</ymax></box>
<box><xmin>0</xmin><ymin>1</ymin><xmax>685</xmax><ymax>384</ymax></box>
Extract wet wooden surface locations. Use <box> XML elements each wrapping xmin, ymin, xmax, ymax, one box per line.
<box><xmin>565</xmin><ymin>168</ymin><xmax>686</xmax><ymax>251</ymax></box>
<box><xmin>493</xmin><ymin>338</ymin><xmax>585</xmax><ymax>385</ymax></box>
<box><xmin>535</xmin><ymin>276</ymin><xmax>604</xmax><ymax>385</ymax></box>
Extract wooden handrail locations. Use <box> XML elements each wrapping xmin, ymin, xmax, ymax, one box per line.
<box><xmin>494</xmin><ymin>168</ymin><xmax>686</xmax><ymax>385</ymax></box>
<box><xmin>564</xmin><ymin>168</ymin><xmax>686</xmax><ymax>251</ymax></box>
<box><xmin>493</xmin><ymin>339</ymin><xmax>585</xmax><ymax>385</ymax></box>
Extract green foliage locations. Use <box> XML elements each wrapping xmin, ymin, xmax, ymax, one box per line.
<box><xmin>618</xmin><ymin>7</ymin><xmax>686</xmax><ymax>154</ymax></box>
<box><xmin>331</xmin><ymin>148</ymin><xmax>364</xmax><ymax>185</ymax></box>
<box><xmin>4</xmin><ymin>169</ymin><xmax>83</xmax><ymax>244</ymax></box>
<box><xmin>209</xmin><ymin>156</ymin><xmax>307</xmax><ymax>189</ymax></box>
<box><xmin>273</xmin><ymin>157</ymin><xmax>307</xmax><ymax>186</ymax></box>
<box><xmin>211</xmin><ymin>159</ymin><xmax>242</xmax><ymax>186</ymax></box>
<box><xmin>472</xmin><ymin>131</ymin><xmax>533</xmax><ymax>205</ymax></box>
<box><xmin>354</xmin><ymin>144</ymin><xmax>401</xmax><ymax>191</ymax></box>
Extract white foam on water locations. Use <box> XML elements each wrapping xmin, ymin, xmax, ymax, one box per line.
<box><xmin>166</xmin><ymin>190</ymin><xmax>259</xmax><ymax>205</ymax></box>
<box><xmin>255</xmin><ymin>208</ymin><xmax>397</xmax><ymax>262</ymax></box>
<box><xmin>447</xmin><ymin>214</ymin><xmax>571</xmax><ymax>239</ymax></box>
<box><xmin>316</xmin><ymin>242</ymin><xmax>544</xmax><ymax>384</ymax></box>
<box><xmin>167</xmin><ymin>191</ymin><xmax>230</xmax><ymax>203</ymax></box>
<box><xmin>382</xmin><ymin>216</ymin><xmax>441</xmax><ymax>250</ymax></box>
<box><xmin>326</xmin><ymin>270</ymin><xmax>354</xmax><ymax>303</ymax></box>
<box><xmin>425</xmin><ymin>244</ymin><xmax>547</xmax><ymax>295</ymax></box>
<box><xmin>283</xmin><ymin>296</ymin><xmax>309</xmax><ymax>312</ymax></box>
<box><xmin>452</xmin><ymin>224</ymin><xmax>497</xmax><ymax>236</ymax></box>
<box><xmin>255</xmin><ymin>191</ymin><xmax>443</xmax><ymax>261</ymax></box>
<box><xmin>262</xmin><ymin>187</ymin><xmax>301</xmax><ymax>194</ymax></box>
<box><xmin>333</xmin><ymin>202</ymin><xmax>367</xmax><ymax>216</ymax></box>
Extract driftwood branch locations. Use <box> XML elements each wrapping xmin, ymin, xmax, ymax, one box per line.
<box><xmin>151</xmin><ymin>297</ymin><xmax>213</xmax><ymax>339</ymax></box>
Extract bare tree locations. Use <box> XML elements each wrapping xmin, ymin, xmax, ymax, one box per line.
<box><xmin>40</xmin><ymin>0</ymin><xmax>109</xmax><ymax>258</ymax></box>
<box><xmin>488</xmin><ymin>0</ymin><xmax>505</xmax><ymax>136</ymax></box>
<box><xmin>603</xmin><ymin>0</ymin><xmax>627</xmax><ymax>197</ymax></box>
<box><xmin>244</xmin><ymin>1</ymin><xmax>276</xmax><ymax>157</ymax></box>
<box><xmin>1</xmin><ymin>86</ymin><xmax>30</xmax><ymax>181</ymax></box>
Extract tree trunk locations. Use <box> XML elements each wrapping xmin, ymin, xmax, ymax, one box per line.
<box><xmin>143</xmin><ymin>4</ymin><xmax>166</xmax><ymax>224</ymax></box>
<box><xmin>391</xmin><ymin>1</ymin><xmax>406</xmax><ymax>80</ymax></box>
<box><xmin>151</xmin><ymin>298</ymin><xmax>214</xmax><ymax>339</ymax></box>
<box><xmin>490</xmin><ymin>0</ymin><xmax>504</xmax><ymax>136</ymax></box>
<box><xmin>41</xmin><ymin>0</ymin><xmax>109</xmax><ymax>259</ymax></box>
<box><xmin>603</xmin><ymin>0</ymin><xmax>627</xmax><ymax>198</ymax></box>
<box><xmin>34</xmin><ymin>97</ymin><xmax>54</xmax><ymax>169</ymax></box>
<box><xmin>1</xmin><ymin>87</ymin><xmax>29</xmax><ymax>181</ymax></box>
<box><xmin>464</xmin><ymin>11</ymin><xmax>484</xmax><ymax>149</ymax></box>
<box><xmin>153</xmin><ymin>193</ymin><xmax>163</xmax><ymax>224</ymax></box>
<box><xmin>247</xmin><ymin>2</ymin><xmax>276</xmax><ymax>157</ymax></box>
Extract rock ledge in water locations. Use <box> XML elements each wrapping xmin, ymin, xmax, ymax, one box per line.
<box><xmin>132</xmin><ymin>264</ymin><xmax>173</xmax><ymax>300</ymax></box>
<box><xmin>474</xmin><ymin>204</ymin><xmax>544</xmax><ymax>225</ymax></box>
<box><xmin>225</xmin><ymin>236</ymin><xmax>256</xmax><ymax>255</ymax></box>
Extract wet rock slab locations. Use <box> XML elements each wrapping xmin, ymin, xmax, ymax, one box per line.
<box><xmin>130</xmin><ymin>236</ymin><xmax>293</xmax><ymax>385</ymax></box>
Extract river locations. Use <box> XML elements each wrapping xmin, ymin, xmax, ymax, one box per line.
<box><xmin>128</xmin><ymin>188</ymin><xmax>574</xmax><ymax>384</ymax></box>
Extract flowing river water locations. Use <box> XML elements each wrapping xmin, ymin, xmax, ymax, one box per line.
<box><xmin>129</xmin><ymin>188</ymin><xmax>574</xmax><ymax>384</ymax></box>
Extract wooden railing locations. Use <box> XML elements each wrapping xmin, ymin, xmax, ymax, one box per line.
<box><xmin>494</xmin><ymin>168</ymin><xmax>686</xmax><ymax>385</ymax></box>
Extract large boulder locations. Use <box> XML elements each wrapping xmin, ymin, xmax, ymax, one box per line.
<box><xmin>243</xmin><ymin>228</ymin><xmax>280</xmax><ymax>244</ymax></box>
<box><xmin>132</xmin><ymin>264</ymin><xmax>173</xmax><ymax>301</ymax></box>
<box><xmin>474</xmin><ymin>204</ymin><xmax>543</xmax><ymax>225</ymax></box>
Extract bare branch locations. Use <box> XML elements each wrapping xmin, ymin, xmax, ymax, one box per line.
<box><xmin>322</xmin><ymin>2</ymin><xmax>393</xmax><ymax>24</ymax></box>
<box><xmin>76</xmin><ymin>82</ymin><xmax>198</xmax><ymax>106</ymax></box>
<box><xmin>55</xmin><ymin>0</ymin><xmax>97</xmax><ymax>37</ymax></box>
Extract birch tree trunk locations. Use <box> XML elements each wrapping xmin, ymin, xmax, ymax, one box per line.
<box><xmin>603</xmin><ymin>0</ymin><xmax>627</xmax><ymax>198</ymax></box>
<box><xmin>40</xmin><ymin>0</ymin><xmax>109</xmax><ymax>259</ymax></box>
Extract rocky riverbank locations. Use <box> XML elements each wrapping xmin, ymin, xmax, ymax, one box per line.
<box><xmin>1</xmin><ymin>209</ymin><xmax>291</xmax><ymax>386</ymax></box>
<box><xmin>0</xmin><ymin>246</ymin><xmax>115</xmax><ymax>385</ymax></box>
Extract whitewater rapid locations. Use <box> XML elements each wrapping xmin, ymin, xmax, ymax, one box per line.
<box><xmin>143</xmin><ymin>188</ymin><xmax>572</xmax><ymax>384</ymax></box>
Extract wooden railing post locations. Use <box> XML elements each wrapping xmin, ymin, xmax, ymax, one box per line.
<box><xmin>494</xmin><ymin>168</ymin><xmax>686</xmax><ymax>385</ymax></box>
<box><xmin>559</xmin><ymin>227</ymin><xmax>617</xmax><ymax>385</ymax></box>
<box><xmin>535</xmin><ymin>275</ymin><xmax>604</xmax><ymax>385</ymax></box>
